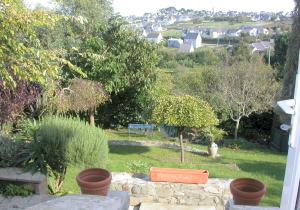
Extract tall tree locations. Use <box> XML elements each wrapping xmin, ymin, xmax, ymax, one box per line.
<box><xmin>58</xmin><ymin>0</ymin><xmax>112</xmax><ymax>26</ymax></box>
<box><xmin>270</xmin><ymin>33</ymin><xmax>289</xmax><ymax>80</ymax></box>
<box><xmin>221</xmin><ymin>58</ymin><xmax>279</xmax><ymax>139</ymax></box>
<box><xmin>0</xmin><ymin>0</ymin><xmax>59</xmax><ymax>88</ymax></box>
<box><xmin>282</xmin><ymin>0</ymin><xmax>300</xmax><ymax>99</ymax></box>
<box><xmin>65</xmin><ymin>17</ymin><xmax>158</xmax><ymax>126</ymax></box>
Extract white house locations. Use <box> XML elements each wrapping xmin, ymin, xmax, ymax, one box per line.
<box><xmin>176</xmin><ymin>15</ymin><xmax>191</xmax><ymax>22</ymax></box>
<box><xmin>184</xmin><ymin>32</ymin><xmax>202</xmax><ymax>49</ymax></box>
<box><xmin>179</xmin><ymin>43</ymin><xmax>194</xmax><ymax>53</ymax></box>
<box><xmin>226</xmin><ymin>29</ymin><xmax>242</xmax><ymax>37</ymax></box>
<box><xmin>257</xmin><ymin>27</ymin><xmax>269</xmax><ymax>35</ymax></box>
<box><xmin>152</xmin><ymin>23</ymin><xmax>163</xmax><ymax>32</ymax></box>
<box><xmin>146</xmin><ymin>32</ymin><xmax>163</xmax><ymax>44</ymax></box>
<box><xmin>249</xmin><ymin>41</ymin><xmax>271</xmax><ymax>53</ymax></box>
<box><xmin>240</xmin><ymin>26</ymin><xmax>258</xmax><ymax>36</ymax></box>
<box><xmin>168</xmin><ymin>38</ymin><xmax>183</xmax><ymax>48</ymax></box>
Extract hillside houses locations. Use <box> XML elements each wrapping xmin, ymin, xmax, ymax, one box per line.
<box><xmin>168</xmin><ymin>38</ymin><xmax>183</xmax><ymax>48</ymax></box>
<box><xmin>184</xmin><ymin>32</ymin><xmax>202</xmax><ymax>48</ymax></box>
<box><xmin>146</xmin><ymin>32</ymin><xmax>163</xmax><ymax>43</ymax></box>
<box><xmin>179</xmin><ymin>43</ymin><xmax>194</xmax><ymax>53</ymax></box>
<box><xmin>226</xmin><ymin>29</ymin><xmax>242</xmax><ymax>37</ymax></box>
<box><xmin>250</xmin><ymin>41</ymin><xmax>272</xmax><ymax>53</ymax></box>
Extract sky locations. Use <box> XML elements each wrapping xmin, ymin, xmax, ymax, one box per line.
<box><xmin>112</xmin><ymin>0</ymin><xmax>295</xmax><ymax>16</ymax></box>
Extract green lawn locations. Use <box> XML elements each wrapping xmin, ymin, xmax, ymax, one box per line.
<box><xmin>59</xmin><ymin>138</ymin><xmax>286</xmax><ymax>207</ymax></box>
<box><xmin>106</xmin><ymin>128</ymin><xmax>169</xmax><ymax>141</ymax></box>
<box><xmin>167</xmin><ymin>20</ymin><xmax>275</xmax><ymax>30</ymax></box>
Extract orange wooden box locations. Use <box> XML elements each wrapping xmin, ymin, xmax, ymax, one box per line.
<box><xmin>150</xmin><ymin>167</ymin><xmax>209</xmax><ymax>184</ymax></box>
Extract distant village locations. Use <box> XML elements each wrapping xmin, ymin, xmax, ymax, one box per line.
<box><xmin>123</xmin><ymin>7</ymin><xmax>292</xmax><ymax>53</ymax></box>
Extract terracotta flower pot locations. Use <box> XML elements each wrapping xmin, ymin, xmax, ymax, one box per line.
<box><xmin>230</xmin><ymin>178</ymin><xmax>266</xmax><ymax>206</ymax></box>
<box><xmin>150</xmin><ymin>167</ymin><xmax>209</xmax><ymax>184</ymax></box>
<box><xmin>76</xmin><ymin>168</ymin><xmax>112</xmax><ymax>196</ymax></box>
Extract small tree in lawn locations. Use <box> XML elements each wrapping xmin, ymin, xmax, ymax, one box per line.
<box><xmin>152</xmin><ymin>95</ymin><xmax>218</xmax><ymax>163</ymax></box>
<box><xmin>221</xmin><ymin>58</ymin><xmax>279</xmax><ymax>140</ymax></box>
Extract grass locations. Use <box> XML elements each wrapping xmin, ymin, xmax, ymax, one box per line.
<box><xmin>106</xmin><ymin>128</ymin><xmax>169</xmax><ymax>141</ymax></box>
<box><xmin>59</xmin><ymin>135</ymin><xmax>286</xmax><ymax>207</ymax></box>
<box><xmin>168</xmin><ymin>20</ymin><xmax>274</xmax><ymax>30</ymax></box>
<box><xmin>162</xmin><ymin>30</ymin><xmax>183</xmax><ymax>38</ymax></box>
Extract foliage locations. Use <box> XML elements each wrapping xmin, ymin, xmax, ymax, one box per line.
<box><xmin>157</xmin><ymin>48</ymin><xmax>223</xmax><ymax>69</ymax></box>
<box><xmin>152</xmin><ymin>95</ymin><xmax>219</xmax><ymax>162</ymax></box>
<box><xmin>15</xmin><ymin>119</ymin><xmax>40</xmax><ymax>142</ymax></box>
<box><xmin>58</xmin><ymin>0</ymin><xmax>112</xmax><ymax>26</ymax></box>
<box><xmin>201</xmin><ymin>126</ymin><xmax>226</xmax><ymax>144</ymax></box>
<box><xmin>0</xmin><ymin>135</ymin><xmax>25</xmax><ymax>168</ymax></box>
<box><xmin>173</xmin><ymin>67</ymin><xmax>230</xmax><ymax>122</ymax></box>
<box><xmin>220</xmin><ymin>57</ymin><xmax>279</xmax><ymax>139</ymax></box>
<box><xmin>281</xmin><ymin>0</ymin><xmax>300</xmax><ymax>98</ymax></box>
<box><xmin>51</xmin><ymin>79</ymin><xmax>109</xmax><ymax>125</ymax></box>
<box><xmin>153</xmin><ymin>95</ymin><xmax>218</xmax><ymax>129</ymax></box>
<box><xmin>61</xmin><ymin>17</ymin><xmax>159</xmax><ymax>127</ymax></box>
<box><xmin>0</xmin><ymin>80</ymin><xmax>39</xmax><ymax>126</ymax></box>
<box><xmin>269</xmin><ymin>33</ymin><xmax>289</xmax><ymax>80</ymax></box>
<box><xmin>0</xmin><ymin>183</ymin><xmax>33</xmax><ymax>197</ymax></box>
<box><xmin>127</xmin><ymin>160</ymin><xmax>150</xmax><ymax>175</ymax></box>
<box><xmin>19</xmin><ymin>116</ymin><xmax>108</xmax><ymax>193</ymax></box>
<box><xmin>0</xmin><ymin>0</ymin><xmax>59</xmax><ymax>88</ymax></box>
<box><xmin>139</xmin><ymin>70</ymin><xmax>174</xmax><ymax>121</ymax></box>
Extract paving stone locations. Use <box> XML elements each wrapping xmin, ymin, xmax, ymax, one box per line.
<box><xmin>139</xmin><ymin>203</ymin><xmax>216</xmax><ymax>210</ymax></box>
<box><xmin>25</xmin><ymin>191</ymin><xmax>129</xmax><ymax>210</ymax></box>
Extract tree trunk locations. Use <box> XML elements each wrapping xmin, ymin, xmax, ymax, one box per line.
<box><xmin>179</xmin><ymin>128</ymin><xmax>184</xmax><ymax>163</ymax></box>
<box><xmin>89</xmin><ymin>108</ymin><xmax>95</xmax><ymax>126</ymax></box>
<box><xmin>234</xmin><ymin>119</ymin><xmax>240</xmax><ymax>140</ymax></box>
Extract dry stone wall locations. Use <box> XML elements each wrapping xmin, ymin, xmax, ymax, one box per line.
<box><xmin>111</xmin><ymin>173</ymin><xmax>232</xmax><ymax>210</ymax></box>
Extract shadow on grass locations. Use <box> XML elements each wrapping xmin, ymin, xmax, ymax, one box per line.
<box><xmin>109</xmin><ymin>145</ymin><xmax>150</xmax><ymax>155</ymax></box>
<box><xmin>237</xmin><ymin>160</ymin><xmax>286</xmax><ymax>181</ymax></box>
<box><xmin>221</xmin><ymin>139</ymin><xmax>285</xmax><ymax>155</ymax></box>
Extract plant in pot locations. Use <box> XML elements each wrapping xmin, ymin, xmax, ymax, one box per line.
<box><xmin>230</xmin><ymin>178</ymin><xmax>266</xmax><ymax>206</ymax></box>
<box><xmin>202</xmin><ymin>127</ymin><xmax>225</xmax><ymax>158</ymax></box>
<box><xmin>18</xmin><ymin>116</ymin><xmax>109</xmax><ymax>194</ymax></box>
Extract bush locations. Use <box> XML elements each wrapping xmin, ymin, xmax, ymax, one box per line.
<box><xmin>0</xmin><ymin>183</ymin><xmax>33</xmax><ymax>197</ymax></box>
<box><xmin>127</xmin><ymin>160</ymin><xmax>150</xmax><ymax>175</ymax></box>
<box><xmin>20</xmin><ymin>116</ymin><xmax>108</xmax><ymax>193</ymax></box>
<box><xmin>0</xmin><ymin>135</ymin><xmax>25</xmax><ymax>168</ymax></box>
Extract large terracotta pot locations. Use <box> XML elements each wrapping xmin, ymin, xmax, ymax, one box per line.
<box><xmin>76</xmin><ymin>168</ymin><xmax>112</xmax><ymax>196</ymax></box>
<box><xmin>230</xmin><ymin>178</ymin><xmax>266</xmax><ymax>205</ymax></box>
<box><xmin>150</xmin><ymin>167</ymin><xmax>209</xmax><ymax>184</ymax></box>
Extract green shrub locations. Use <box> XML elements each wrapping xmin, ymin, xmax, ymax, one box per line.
<box><xmin>127</xmin><ymin>160</ymin><xmax>150</xmax><ymax>175</ymax></box>
<box><xmin>0</xmin><ymin>183</ymin><xmax>33</xmax><ymax>197</ymax></box>
<box><xmin>20</xmin><ymin>116</ymin><xmax>108</xmax><ymax>193</ymax></box>
<box><xmin>0</xmin><ymin>135</ymin><xmax>25</xmax><ymax>168</ymax></box>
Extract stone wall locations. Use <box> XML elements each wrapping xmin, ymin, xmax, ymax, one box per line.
<box><xmin>111</xmin><ymin>173</ymin><xmax>232</xmax><ymax>210</ymax></box>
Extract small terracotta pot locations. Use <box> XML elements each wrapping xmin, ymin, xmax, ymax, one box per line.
<box><xmin>76</xmin><ymin>168</ymin><xmax>112</xmax><ymax>196</ymax></box>
<box><xmin>230</xmin><ymin>178</ymin><xmax>266</xmax><ymax>206</ymax></box>
<box><xmin>150</xmin><ymin>167</ymin><xmax>209</xmax><ymax>184</ymax></box>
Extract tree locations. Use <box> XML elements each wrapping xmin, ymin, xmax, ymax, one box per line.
<box><xmin>65</xmin><ymin>17</ymin><xmax>158</xmax><ymax>126</ymax></box>
<box><xmin>58</xmin><ymin>0</ymin><xmax>112</xmax><ymax>26</ymax></box>
<box><xmin>0</xmin><ymin>0</ymin><xmax>59</xmax><ymax>88</ymax></box>
<box><xmin>152</xmin><ymin>95</ymin><xmax>218</xmax><ymax>163</ymax></box>
<box><xmin>270</xmin><ymin>33</ymin><xmax>289</xmax><ymax>80</ymax></box>
<box><xmin>221</xmin><ymin>58</ymin><xmax>279</xmax><ymax>139</ymax></box>
<box><xmin>0</xmin><ymin>0</ymin><xmax>84</xmax><ymax>88</ymax></box>
<box><xmin>51</xmin><ymin>79</ymin><xmax>109</xmax><ymax>125</ymax></box>
<box><xmin>0</xmin><ymin>80</ymin><xmax>39</xmax><ymax>126</ymax></box>
<box><xmin>282</xmin><ymin>0</ymin><xmax>300</xmax><ymax>99</ymax></box>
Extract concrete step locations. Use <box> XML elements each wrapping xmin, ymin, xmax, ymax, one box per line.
<box><xmin>139</xmin><ymin>203</ymin><xmax>216</xmax><ymax>210</ymax></box>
